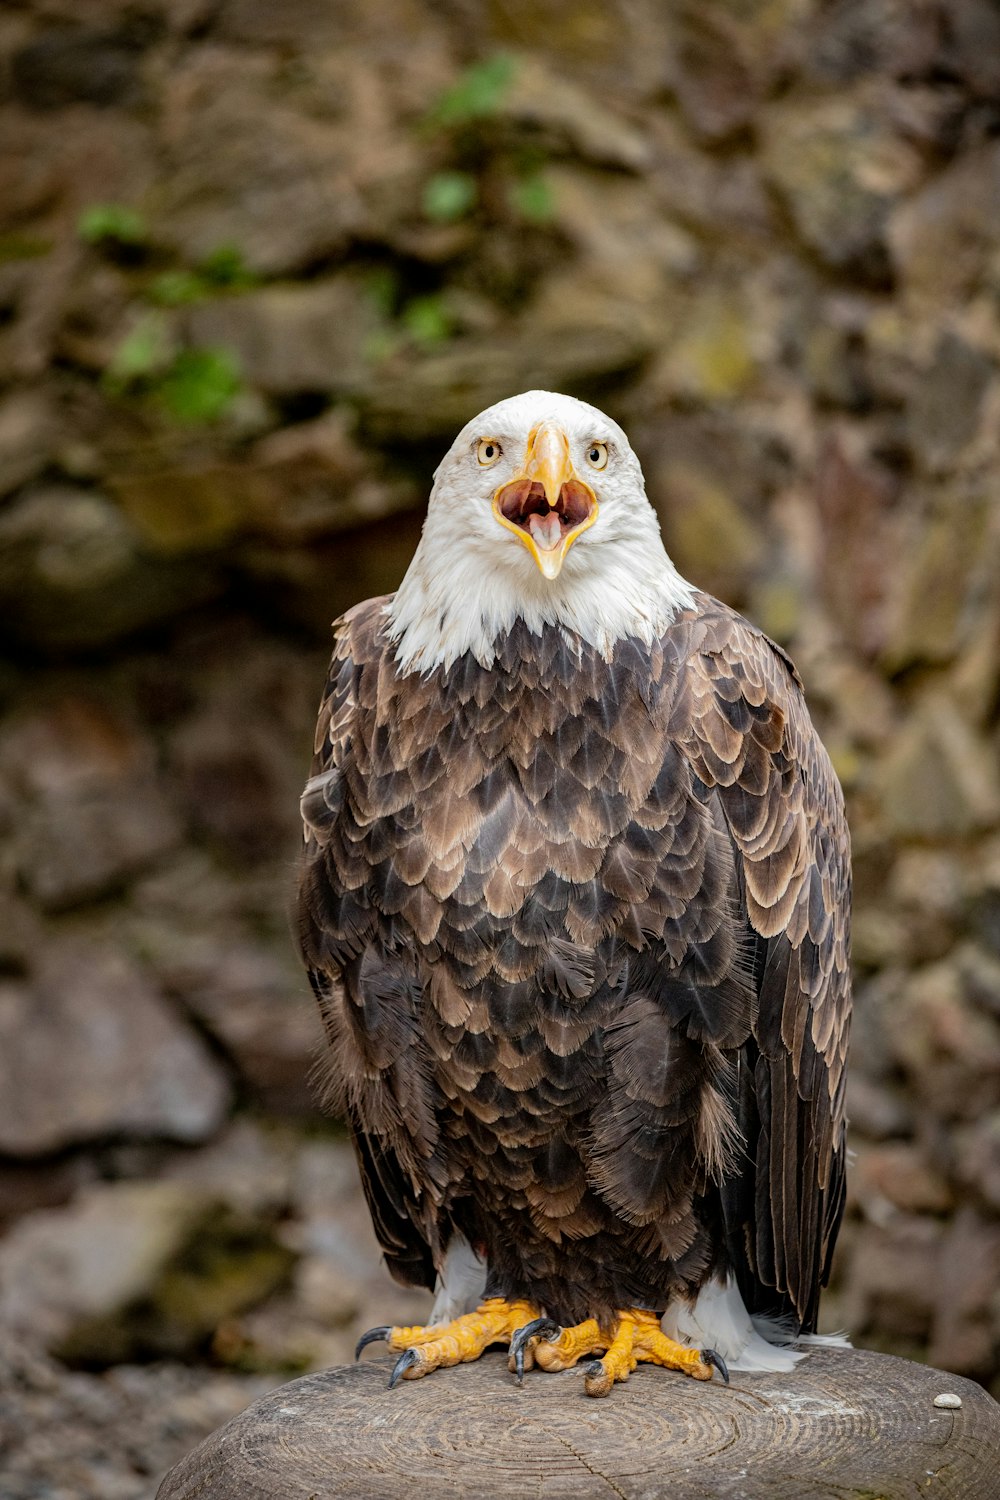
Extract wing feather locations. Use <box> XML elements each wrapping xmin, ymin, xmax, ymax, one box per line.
<box><xmin>675</xmin><ymin>601</ymin><xmax>851</xmax><ymax>1331</ymax></box>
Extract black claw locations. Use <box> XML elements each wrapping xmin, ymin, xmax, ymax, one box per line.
<box><xmin>508</xmin><ymin>1317</ymin><xmax>562</xmax><ymax>1386</ymax></box>
<box><xmin>355</xmin><ymin>1326</ymin><xmax>391</xmax><ymax>1361</ymax></box>
<box><xmin>388</xmin><ymin>1348</ymin><xmax>420</xmax><ymax>1389</ymax></box>
<box><xmin>701</xmin><ymin>1347</ymin><xmax>730</xmax><ymax>1384</ymax></box>
<box><xmin>585</xmin><ymin>1359</ymin><xmax>605</xmax><ymax>1378</ymax></box>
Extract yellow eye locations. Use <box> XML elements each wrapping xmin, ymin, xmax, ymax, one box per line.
<box><xmin>585</xmin><ymin>440</ymin><xmax>609</xmax><ymax>470</ymax></box>
<box><xmin>476</xmin><ymin>438</ymin><xmax>502</xmax><ymax>467</ymax></box>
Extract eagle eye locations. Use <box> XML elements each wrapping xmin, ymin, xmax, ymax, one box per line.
<box><xmin>476</xmin><ymin>438</ymin><xmax>502</xmax><ymax>467</ymax></box>
<box><xmin>585</xmin><ymin>441</ymin><xmax>609</xmax><ymax>471</ymax></box>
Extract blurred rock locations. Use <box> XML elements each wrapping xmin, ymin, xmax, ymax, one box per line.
<box><xmin>955</xmin><ymin>1113</ymin><xmax>1000</xmax><ymax>1213</ymax></box>
<box><xmin>877</xmin><ymin>695</ymin><xmax>1000</xmax><ymax>840</ymax></box>
<box><xmin>10</xmin><ymin>14</ymin><xmax>161</xmax><ymax>110</ymax></box>
<box><xmin>0</xmin><ymin>390</ymin><xmax>55</xmax><ymax>497</ymax></box>
<box><xmin>0</xmin><ymin>940</ymin><xmax>230</xmax><ymax>1155</ymax></box>
<box><xmin>158</xmin><ymin>52</ymin><xmax>364</xmax><ymax>275</ymax></box>
<box><xmin>0</xmin><ymin>1182</ymin><xmax>209</xmax><ymax>1346</ymax></box>
<box><xmin>888</xmin><ymin>140</ymin><xmax>1000</xmax><ymax>304</ymax></box>
<box><xmin>928</xmin><ymin>1209</ymin><xmax>1000</xmax><ymax>1377</ymax></box>
<box><xmin>178</xmin><ymin>944</ymin><xmax>323</xmax><ymax>1116</ymax></box>
<box><xmin>761</xmin><ymin>90</ymin><xmax>922</xmax><ymax>274</ymax></box>
<box><xmin>882</xmin><ymin>959</ymin><xmax>1000</xmax><ymax>1123</ymax></box>
<box><xmin>0</xmin><ymin>1180</ymin><xmax>295</xmax><ymax>1366</ymax></box>
<box><xmin>803</xmin><ymin>0</ymin><xmax>940</xmax><ymax>85</ymax></box>
<box><xmin>845</xmin><ymin>1073</ymin><xmax>910</xmax><ymax>1142</ymax></box>
<box><xmin>881</xmin><ymin>494</ymin><xmax>994</xmax><ymax>672</ymax></box>
<box><xmin>841</xmin><ymin>1218</ymin><xmax>943</xmax><ymax>1346</ymax></box>
<box><xmin>0</xmin><ymin>485</ymin><xmax>222</xmax><ymax>651</ymax></box>
<box><xmin>1</xmin><ymin>697</ymin><xmax>182</xmax><ymax>910</ymax></box>
<box><xmin>853</xmin><ymin>1141</ymin><xmax>953</xmax><ymax>1219</ymax></box>
<box><xmin>184</xmin><ymin>281</ymin><xmax>377</xmax><ymax>399</ymax></box>
<box><xmin>907</xmin><ymin>333</ymin><xmax>994</xmax><ymax>473</ymax></box>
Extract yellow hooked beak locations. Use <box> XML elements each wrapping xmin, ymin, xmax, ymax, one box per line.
<box><xmin>491</xmin><ymin>423</ymin><xmax>599</xmax><ymax>580</ymax></box>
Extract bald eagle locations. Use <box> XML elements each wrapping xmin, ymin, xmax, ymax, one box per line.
<box><xmin>297</xmin><ymin>391</ymin><xmax>851</xmax><ymax>1396</ymax></box>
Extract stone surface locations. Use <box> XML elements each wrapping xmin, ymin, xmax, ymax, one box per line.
<box><xmin>0</xmin><ymin>940</ymin><xmax>230</xmax><ymax>1154</ymax></box>
<box><xmin>0</xmin><ymin>486</ymin><xmax>222</xmax><ymax>651</ymax></box>
<box><xmin>0</xmin><ymin>696</ymin><xmax>183</xmax><ymax>909</ymax></box>
<box><xmin>0</xmin><ymin>388</ymin><xmax>55</xmax><ymax>496</ymax></box>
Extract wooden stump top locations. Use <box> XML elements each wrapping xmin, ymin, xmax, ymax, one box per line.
<box><xmin>156</xmin><ymin>1347</ymin><xmax>1000</xmax><ymax>1500</ymax></box>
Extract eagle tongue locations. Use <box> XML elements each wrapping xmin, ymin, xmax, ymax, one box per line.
<box><xmin>527</xmin><ymin>512</ymin><xmax>562</xmax><ymax>551</ymax></box>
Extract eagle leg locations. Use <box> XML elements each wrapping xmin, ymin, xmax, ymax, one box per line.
<box><xmin>357</xmin><ymin>1298</ymin><xmax>540</xmax><ymax>1387</ymax></box>
<box><xmin>583</xmin><ymin>1309</ymin><xmax>729</xmax><ymax>1398</ymax></box>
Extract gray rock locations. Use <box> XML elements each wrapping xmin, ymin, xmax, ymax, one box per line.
<box><xmin>0</xmin><ymin>940</ymin><xmax>230</xmax><ymax>1154</ymax></box>
<box><xmin>1</xmin><ymin>696</ymin><xmax>183</xmax><ymax>910</ymax></box>
<box><xmin>0</xmin><ymin>1182</ymin><xmax>210</xmax><ymax>1345</ymax></box>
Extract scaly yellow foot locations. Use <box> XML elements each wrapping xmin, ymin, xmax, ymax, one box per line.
<box><xmin>508</xmin><ymin>1308</ymin><xmax>729</xmax><ymax>1397</ymax></box>
<box><xmin>356</xmin><ymin>1298</ymin><xmax>539</xmax><ymax>1386</ymax></box>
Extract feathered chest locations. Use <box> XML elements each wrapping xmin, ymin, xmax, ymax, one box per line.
<box><xmin>313</xmin><ymin>626</ymin><xmax>738</xmax><ymax>998</ymax></box>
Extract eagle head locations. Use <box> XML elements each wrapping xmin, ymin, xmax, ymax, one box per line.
<box><xmin>388</xmin><ymin>390</ymin><xmax>694</xmax><ymax>672</ymax></box>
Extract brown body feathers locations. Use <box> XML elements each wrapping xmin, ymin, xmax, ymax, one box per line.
<box><xmin>297</xmin><ymin>591</ymin><xmax>851</xmax><ymax>1330</ymax></box>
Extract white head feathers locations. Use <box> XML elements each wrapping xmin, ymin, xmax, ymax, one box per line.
<box><xmin>386</xmin><ymin>390</ymin><xmax>695</xmax><ymax>673</ymax></box>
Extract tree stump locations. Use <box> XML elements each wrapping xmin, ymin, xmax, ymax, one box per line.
<box><xmin>156</xmin><ymin>1346</ymin><xmax>1000</xmax><ymax>1499</ymax></box>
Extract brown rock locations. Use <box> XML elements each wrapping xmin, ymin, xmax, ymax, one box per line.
<box><xmin>184</xmin><ymin>281</ymin><xmax>377</xmax><ymax>399</ymax></box>
<box><xmin>908</xmin><ymin>333</ymin><xmax>994</xmax><ymax>473</ymax></box>
<box><xmin>158</xmin><ymin>52</ymin><xmax>364</xmax><ymax>275</ymax></box>
<box><xmin>0</xmin><ymin>389</ymin><xmax>55</xmax><ymax>497</ymax></box>
<box><xmin>854</xmin><ymin>1141</ymin><xmax>953</xmax><ymax>1219</ymax></box>
<box><xmin>954</xmin><ymin>1114</ymin><xmax>1000</xmax><ymax>1213</ymax></box>
<box><xmin>841</xmin><ymin>1218</ymin><xmax>944</xmax><ymax>1344</ymax></box>
<box><xmin>881</xmin><ymin>494</ymin><xmax>994</xmax><ymax>672</ymax></box>
<box><xmin>888</xmin><ymin>141</ymin><xmax>1000</xmax><ymax>304</ymax></box>
<box><xmin>0</xmin><ymin>485</ymin><xmax>222</xmax><ymax>652</ymax></box>
<box><xmin>877</xmin><ymin>694</ymin><xmax>1000</xmax><ymax>840</ymax></box>
<box><xmin>179</xmin><ymin>944</ymin><xmax>323</xmax><ymax>1116</ymax></box>
<box><xmin>0</xmin><ymin>940</ymin><xmax>230</xmax><ymax>1155</ymax></box>
<box><xmin>0</xmin><ymin>1180</ymin><xmax>296</xmax><ymax>1366</ymax></box>
<box><xmin>882</xmin><ymin>959</ymin><xmax>1000</xmax><ymax>1122</ymax></box>
<box><xmin>1</xmin><ymin>696</ymin><xmax>183</xmax><ymax>910</ymax></box>
<box><xmin>761</xmin><ymin>90</ymin><xmax>922</xmax><ymax>273</ymax></box>
<box><xmin>928</xmin><ymin>1209</ymin><xmax>1000</xmax><ymax>1377</ymax></box>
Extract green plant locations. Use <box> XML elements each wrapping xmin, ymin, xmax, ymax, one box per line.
<box><xmin>104</xmin><ymin>311</ymin><xmax>173</xmax><ymax>390</ymax></box>
<box><xmin>157</xmin><ymin>347</ymin><xmax>243</xmax><ymax>424</ymax></box>
<box><xmin>78</xmin><ymin>203</ymin><xmax>148</xmax><ymax>248</ymax></box>
<box><xmin>400</xmin><ymin>294</ymin><xmax>453</xmax><ymax>349</ymax></box>
<box><xmin>508</xmin><ymin>170</ymin><xmax>554</xmax><ymax>224</ymax></box>
<box><xmin>425</xmin><ymin>53</ymin><xmax>516</xmax><ymax>130</ymax></box>
<box><xmin>423</xmin><ymin>170</ymin><xmax>478</xmax><ymax>224</ymax></box>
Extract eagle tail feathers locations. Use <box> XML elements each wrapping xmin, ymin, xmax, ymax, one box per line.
<box><xmin>663</xmin><ymin>1277</ymin><xmax>849</xmax><ymax>1373</ymax></box>
<box><xmin>429</xmin><ymin>1234</ymin><xmax>488</xmax><ymax>1325</ymax></box>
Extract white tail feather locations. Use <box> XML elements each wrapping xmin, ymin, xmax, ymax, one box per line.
<box><xmin>663</xmin><ymin>1278</ymin><xmax>852</xmax><ymax>1373</ymax></box>
<box><xmin>429</xmin><ymin>1235</ymin><xmax>487</xmax><ymax>1324</ymax></box>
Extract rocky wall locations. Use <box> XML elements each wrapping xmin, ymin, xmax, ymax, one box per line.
<box><xmin>1</xmin><ymin>1</ymin><xmax>1000</xmax><ymax>1493</ymax></box>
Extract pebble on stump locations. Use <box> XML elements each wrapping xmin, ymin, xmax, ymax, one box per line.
<box><xmin>156</xmin><ymin>1346</ymin><xmax>1000</xmax><ymax>1500</ymax></box>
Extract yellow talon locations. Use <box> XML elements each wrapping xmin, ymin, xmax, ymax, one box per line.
<box><xmin>359</xmin><ymin>1299</ymin><xmax>539</xmax><ymax>1385</ymax></box>
<box><xmin>513</xmin><ymin>1307</ymin><xmax>729</xmax><ymax>1397</ymax></box>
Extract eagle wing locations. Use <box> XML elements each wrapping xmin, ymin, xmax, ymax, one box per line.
<box><xmin>673</xmin><ymin>601</ymin><xmax>851</xmax><ymax>1330</ymax></box>
<box><xmin>298</xmin><ymin>599</ymin><xmax>437</xmax><ymax>1293</ymax></box>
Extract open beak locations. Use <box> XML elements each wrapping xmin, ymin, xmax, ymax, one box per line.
<box><xmin>491</xmin><ymin>423</ymin><xmax>598</xmax><ymax>580</ymax></box>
